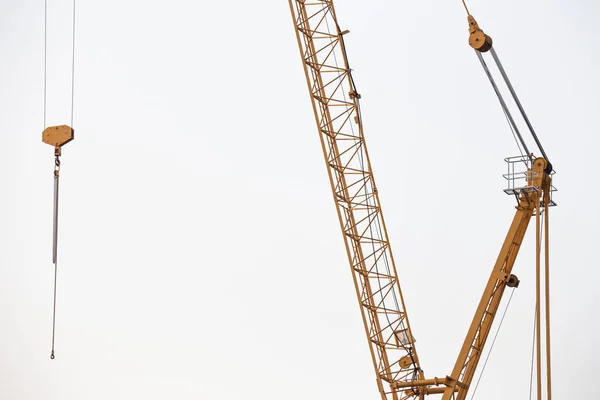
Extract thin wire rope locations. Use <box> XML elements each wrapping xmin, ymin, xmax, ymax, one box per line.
<box><xmin>43</xmin><ymin>0</ymin><xmax>76</xmax><ymax>127</ymax></box>
<box><xmin>502</xmin><ymin>107</ymin><xmax>526</xmax><ymax>160</ymax></box>
<box><xmin>489</xmin><ymin>47</ymin><xmax>551</xmax><ymax>169</ymax></box>
<box><xmin>43</xmin><ymin>0</ymin><xmax>47</xmax><ymax>128</ymax></box>
<box><xmin>461</xmin><ymin>0</ymin><xmax>471</xmax><ymax>15</ymax></box>
<box><xmin>469</xmin><ymin>287</ymin><xmax>516</xmax><ymax>399</ymax></box>
<box><xmin>47</xmin><ymin>0</ymin><xmax>77</xmax><ymax>360</ymax></box>
<box><xmin>69</xmin><ymin>0</ymin><xmax>76</xmax><ymax>127</ymax></box>
<box><xmin>475</xmin><ymin>51</ymin><xmax>532</xmax><ymax>163</ymax></box>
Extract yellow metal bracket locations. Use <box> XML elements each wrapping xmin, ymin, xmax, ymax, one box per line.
<box><xmin>43</xmin><ymin>125</ymin><xmax>74</xmax><ymax>147</ymax></box>
<box><xmin>492</xmin><ymin>271</ymin><xmax>521</xmax><ymax>288</ymax></box>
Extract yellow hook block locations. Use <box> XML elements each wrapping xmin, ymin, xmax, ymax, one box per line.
<box><xmin>42</xmin><ymin>125</ymin><xmax>74</xmax><ymax>147</ymax></box>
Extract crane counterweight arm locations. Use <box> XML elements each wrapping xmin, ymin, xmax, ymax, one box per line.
<box><xmin>289</xmin><ymin>1</ymin><xmax>423</xmax><ymax>398</ymax></box>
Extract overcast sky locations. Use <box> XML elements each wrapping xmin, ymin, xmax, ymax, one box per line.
<box><xmin>1</xmin><ymin>1</ymin><xmax>599</xmax><ymax>399</ymax></box>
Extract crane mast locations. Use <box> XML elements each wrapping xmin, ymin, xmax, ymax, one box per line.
<box><xmin>288</xmin><ymin>1</ymin><xmax>424</xmax><ymax>398</ymax></box>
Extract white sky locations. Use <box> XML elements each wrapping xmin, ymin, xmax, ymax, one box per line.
<box><xmin>1</xmin><ymin>0</ymin><xmax>599</xmax><ymax>399</ymax></box>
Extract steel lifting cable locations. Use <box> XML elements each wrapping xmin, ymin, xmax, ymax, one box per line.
<box><xmin>488</xmin><ymin>47</ymin><xmax>551</xmax><ymax>171</ymax></box>
<box><xmin>469</xmin><ymin>287</ymin><xmax>516</xmax><ymax>400</ymax></box>
<box><xmin>461</xmin><ymin>0</ymin><xmax>471</xmax><ymax>16</ymax></box>
<box><xmin>43</xmin><ymin>0</ymin><xmax>77</xmax><ymax>360</ymax></box>
<box><xmin>461</xmin><ymin>0</ymin><xmax>553</xmax><ymax>173</ymax></box>
<box><xmin>475</xmin><ymin>51</ymin><xmax>533</xmax><ymax>163</ymax></box>
<box><xmin>43</xmin><ymin>0</ymin><xmax>47</xmax><ymax>128</ymax></box>
<box><xmin>471</xmin><ymin>36</ymin><xmax>552</xmax><ymax>171</ymax></box>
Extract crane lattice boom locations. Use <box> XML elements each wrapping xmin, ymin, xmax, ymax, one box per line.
<box><xmin>288</xmin><ymin>1</ymin><xmax>423</xmax><ymax>399</ymax></box>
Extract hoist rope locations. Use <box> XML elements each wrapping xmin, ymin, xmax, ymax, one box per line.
<box><xmin>489</xmin><ymin>47</ymin><xmax>551</xmax><ymax>171</ymax></box>
<box><xmin>501</xmin><ymin>105</ymin><xmax>526</xmax><ymax>161</ymax></box>
<box><xmin>43</xmin><ymin>0</ymin><xmax>76</xmax><ymax>128</ymax></box>
<box><xmin>43</xmin><ymin>0</ymin><xmax>47</xmax><ymax>128</ymax></box>
<box><xmin>461</xmin><ymin>0</ymin><xmax>471</xmax><ymax>16</ymax></box>
<box><xmin>45</xmin><ymin>0</ymin><xmax>77</xmax><ymax>360</ymax></box>
<box><xmin>69</xmin><ymin>0</ymin><xmax>76</xmax><ymax>127</ymax></box>
<box><xmin>469</xmin><ymin>287</ymin><xmax>516</xmax><ymax>399</ymax></box>
<box><xmin>475</xmin><ymin>50</ymin><xmax>533</xmax><ymax>163</ymax></box>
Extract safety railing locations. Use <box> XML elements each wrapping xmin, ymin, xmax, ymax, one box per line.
<box><xmin>503</xmin><ymin>155</ymin><xmax>556</xmax><ymax>206</ymax></box>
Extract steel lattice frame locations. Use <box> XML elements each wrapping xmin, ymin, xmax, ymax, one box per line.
<box><xmin>289</xmin><ymin>1</ymin><xmax>423</xmax><ymax>399</ymax></box>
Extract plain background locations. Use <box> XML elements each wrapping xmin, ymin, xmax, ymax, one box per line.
<box><xmin>1</xmin><ymin>0</ymin><xmax>598</xmax><ymax>399</ymax></box>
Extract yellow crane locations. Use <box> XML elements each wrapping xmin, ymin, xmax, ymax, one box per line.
<box><xmin>288</xmin><ymin>1</ymin><xmax>554</xmax><ymax>399</ymax></box>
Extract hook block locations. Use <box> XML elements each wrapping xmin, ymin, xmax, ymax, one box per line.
<box><xmin>43</xmin><ymin>125</ymin><xmax>74</xmax><ymax>147</ymax></box>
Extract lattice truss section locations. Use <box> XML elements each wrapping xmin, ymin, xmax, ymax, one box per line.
<box><xmin>289</xmin><ymin>1</ymin><xmax>422</xmax><ymax>397</ymax></box>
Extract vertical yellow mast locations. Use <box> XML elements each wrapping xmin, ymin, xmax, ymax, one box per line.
<box><xmin>288</xmin><ymin>1</ymin><xmax>423</xmax><ymax>399</ymax></box>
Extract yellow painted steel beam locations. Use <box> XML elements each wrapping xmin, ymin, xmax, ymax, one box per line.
<box><xmin>442</xmin><ymin>158</ymin><xmax>549</xmax><ymax>400</ymax></box>
<box><xmin>392</xmin><ymin>377</ymin><xmax>450</xmax><ymax>389</ymax></box>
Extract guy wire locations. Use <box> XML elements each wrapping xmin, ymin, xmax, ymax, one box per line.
<box><xmin>43</xmin><ymin>0</ymin><xmax>47</xmax><ymax>128</ymax></box>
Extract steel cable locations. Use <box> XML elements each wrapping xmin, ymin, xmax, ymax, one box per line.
<box><xmin>489</xmin><ymin>47</ymin><xmax>551</xmax><ymax>170</ymax></box>
<box><xmin>45</xmin><ymin>0</ymin><xmax>77</xmax><ymax>360</ymax></box>
<box><xmin>70</xmin><ymin>0</ymin><xmax>76</xmax><ymax>127</ymax></box>
<box><xmin>470</xmin><ymin>287</ymin><xmax>516</xmax><ymax>399</ymax></box>
<box><xmin>43</xmin><ymin>0</ymin><xmax>47</xmax><ymax>128</ymax></box>
<box><xmin>475</xmin><ymin>50</ymin><xmax>532</xmax><ymax>162</ymax></box>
